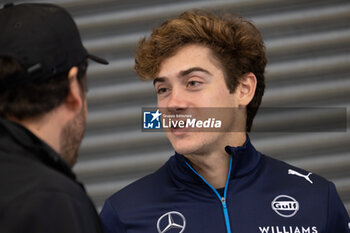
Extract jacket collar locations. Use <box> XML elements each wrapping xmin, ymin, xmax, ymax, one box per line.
<box><xmin>169</xmin><ymin>135</ymin><xmax>261</xmax><ymax>184</ymax></box>
<box><xmin>224</xmin><ymin>135</ymin><xmax>261</xmax><ymax>178</ymax></box>
<box><xmin>0</xmin><ymin>118</ymin><xmax>76</xmax><ymax>180</ymax></box>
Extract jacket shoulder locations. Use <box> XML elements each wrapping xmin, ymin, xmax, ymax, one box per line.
<box><xmin>260</xmin><ymin>154</ymin><xmax>330</xmax><ymax>187</ymax></box>
<box><xmin>106</xmin><ymin>162</ymin><xmax>170</xmax><ymax>207</ymax></box>
<box><xmin>0</xmin><ymin>155</ymin><xmax>102</xmax><ymax>233</ymax></box>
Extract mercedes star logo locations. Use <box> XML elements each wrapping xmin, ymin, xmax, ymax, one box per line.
<box><xmin>157</xmin><ymin>211</ymin><xmax>186</xmax><ymax>233</ymax></box>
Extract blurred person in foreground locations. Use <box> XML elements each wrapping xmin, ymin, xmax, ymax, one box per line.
<box><xmin>100</xmin><ymin>10</ymin><xmax>349</xmax><ymax>233</ymax></box>
<box><xmin>0</xmin><ymin>3</ymin><xmax>108</xmax><ymax>233</ymax></box>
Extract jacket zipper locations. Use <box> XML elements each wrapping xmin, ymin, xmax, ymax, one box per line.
<box><xmin>185</xmin><ymin>156</ymin><xmax>233</xmax><ymax>233</ymax></box>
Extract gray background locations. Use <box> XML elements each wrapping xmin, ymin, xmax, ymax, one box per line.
<box><xmin>2</xmin><ymin>0</ymin><xmax>350</xmax><ymax>214</ymax></box>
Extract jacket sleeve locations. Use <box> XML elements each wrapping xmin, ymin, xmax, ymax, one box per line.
<box><xmin>1</xmin><ymin>191</ymin><xmax>104</xmax><ymax>233</ymax></box>
<box><xmin>100</xmin><ymin>199</ymin><xmax>127</xmax><ymax>233</ymax></box>
<box><xmin>326</xmin><ymin>182</ymin><xmax>350</xmax><ymax>233</ymax></box>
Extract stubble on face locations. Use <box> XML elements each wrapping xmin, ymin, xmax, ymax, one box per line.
<box><xmin>59</xmin><ymin>106</ymin><xmax>86</xmax><ymax>167</ymax></box>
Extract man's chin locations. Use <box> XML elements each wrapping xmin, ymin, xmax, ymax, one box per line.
<box><xmin>170</xmin><ymin>142</ymin><xmax>201</xmax><ymax>155</ymax></box>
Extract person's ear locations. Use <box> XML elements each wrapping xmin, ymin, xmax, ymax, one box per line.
<box><xmin>237</xmin><ymin>72</ymin><xmax>257</xmax><ymax>107</ymax></box>
<box><xmin>65</xmin><ymin>66</ymin><xmax>82</xmax><ymax>112</ymax></box>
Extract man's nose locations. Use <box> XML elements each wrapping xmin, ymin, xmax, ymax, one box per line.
<box><xmin>166</xmin><ymin>88</ymin><xmax>189</xmax><ymax>113</ymax></box>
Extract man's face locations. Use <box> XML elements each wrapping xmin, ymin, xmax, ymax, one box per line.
<box><xmin>154</xmin><ymin>44</ymin><xmax>244</xmax><ymax>155</ymax></box>
<box><xmin>60</xmin><ymin>97</ymin><xmax>87</xmax><ymax>167</ymax></box>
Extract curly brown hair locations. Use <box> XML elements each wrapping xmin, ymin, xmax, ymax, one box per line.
<box><xmin>134</xmin><ymin>10</ymin><xmax>267</xmax><ymax>131</ymax></box>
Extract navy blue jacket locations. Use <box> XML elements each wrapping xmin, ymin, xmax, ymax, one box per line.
<box><xmin>100</xmin><ymin>138</ymin><xmax>350</xmax><ymax>233</ymax></box>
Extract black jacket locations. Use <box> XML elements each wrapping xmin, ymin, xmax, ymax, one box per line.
<box><xmin>0</xmin><ymin>118</ymin><xmax>104</xmax><ymax>233</ymax></box>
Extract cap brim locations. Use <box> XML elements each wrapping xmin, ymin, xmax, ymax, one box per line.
<box><xmin>87</xmin><ymin>54</ymin><xmax>109</xmax><ymax>65</ymax></box>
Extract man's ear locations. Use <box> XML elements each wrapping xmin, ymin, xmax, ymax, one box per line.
<box><xmin>237</xmin><ymin>72</ymin><xmax>257</xmax><ymax>107</ymax></box>
<box><xmin>65</xmin><ymin>66</ymin><xmax>82</xmax><ymax>112</ymax></box>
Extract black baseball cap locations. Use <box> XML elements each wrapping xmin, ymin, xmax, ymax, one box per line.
<box><xmin>0</xmin><ymin>3</ymin><xmax>108</xmax><ymax>89</ymax></box>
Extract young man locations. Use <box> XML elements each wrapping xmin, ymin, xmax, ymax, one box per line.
<box><xmin>0</xmin><ymin>3</ymin><xmax>108</xmax><ymax>233</ymax></box>
<box><xmin>100</xmin><ymin>10</ymin><xmax>349</xmax><ymax>233</ymax></box>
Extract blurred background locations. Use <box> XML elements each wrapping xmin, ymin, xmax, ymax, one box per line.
<box><xmin>2</xmin><ymin>0</ymin><xmax>350</xmax><ymax>213</ymax></box>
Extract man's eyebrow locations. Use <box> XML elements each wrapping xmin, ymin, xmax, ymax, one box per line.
<box><xmin>153</xmin><ymin>77</ymin><xmax>166</xmax><ymax>86</ymax></box>
<box><xmin>153</xmin><ymin>67</ymin><xmax>211</xmax><ymax>85</ymax></box>
<box><xmin>179</xmin><ymin>67</ymin><xmax>212</xmax><ymax>77</ymax></box>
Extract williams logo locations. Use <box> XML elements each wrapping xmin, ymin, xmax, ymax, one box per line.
<box><xmin>271</xmin><ymin>195</ymin><xmax>299</xmax><ymax>218</ymax></box>
<box><xmin>157</xmin><ymin>211</ymin><xmax>186</xmax><ymax>233</ymax></box>
<box><xmin>143</xmin><ymin>109</ymin><xmax>162</xmax><ymax>129</ymax></box>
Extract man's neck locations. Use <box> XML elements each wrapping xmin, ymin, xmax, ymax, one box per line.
<box><xmin>184</xmin><ymin>132</ymin><xmax>246</xmax><ymax>189</ymax></box>
<box><xmin>185</xmin><ymin>151</ymin><xmax>230</xmax><ymax>189</ymax></box>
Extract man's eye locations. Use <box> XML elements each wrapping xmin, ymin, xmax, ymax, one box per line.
<box><xmin>157</xmin><ymin>88</ymin><xmax>168</xmax><ymax>94</ymax></box>
<box><xmin>187</xmin><ymin>81</ymin><xmax>201</xmax><ymax>87</ymax></box>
